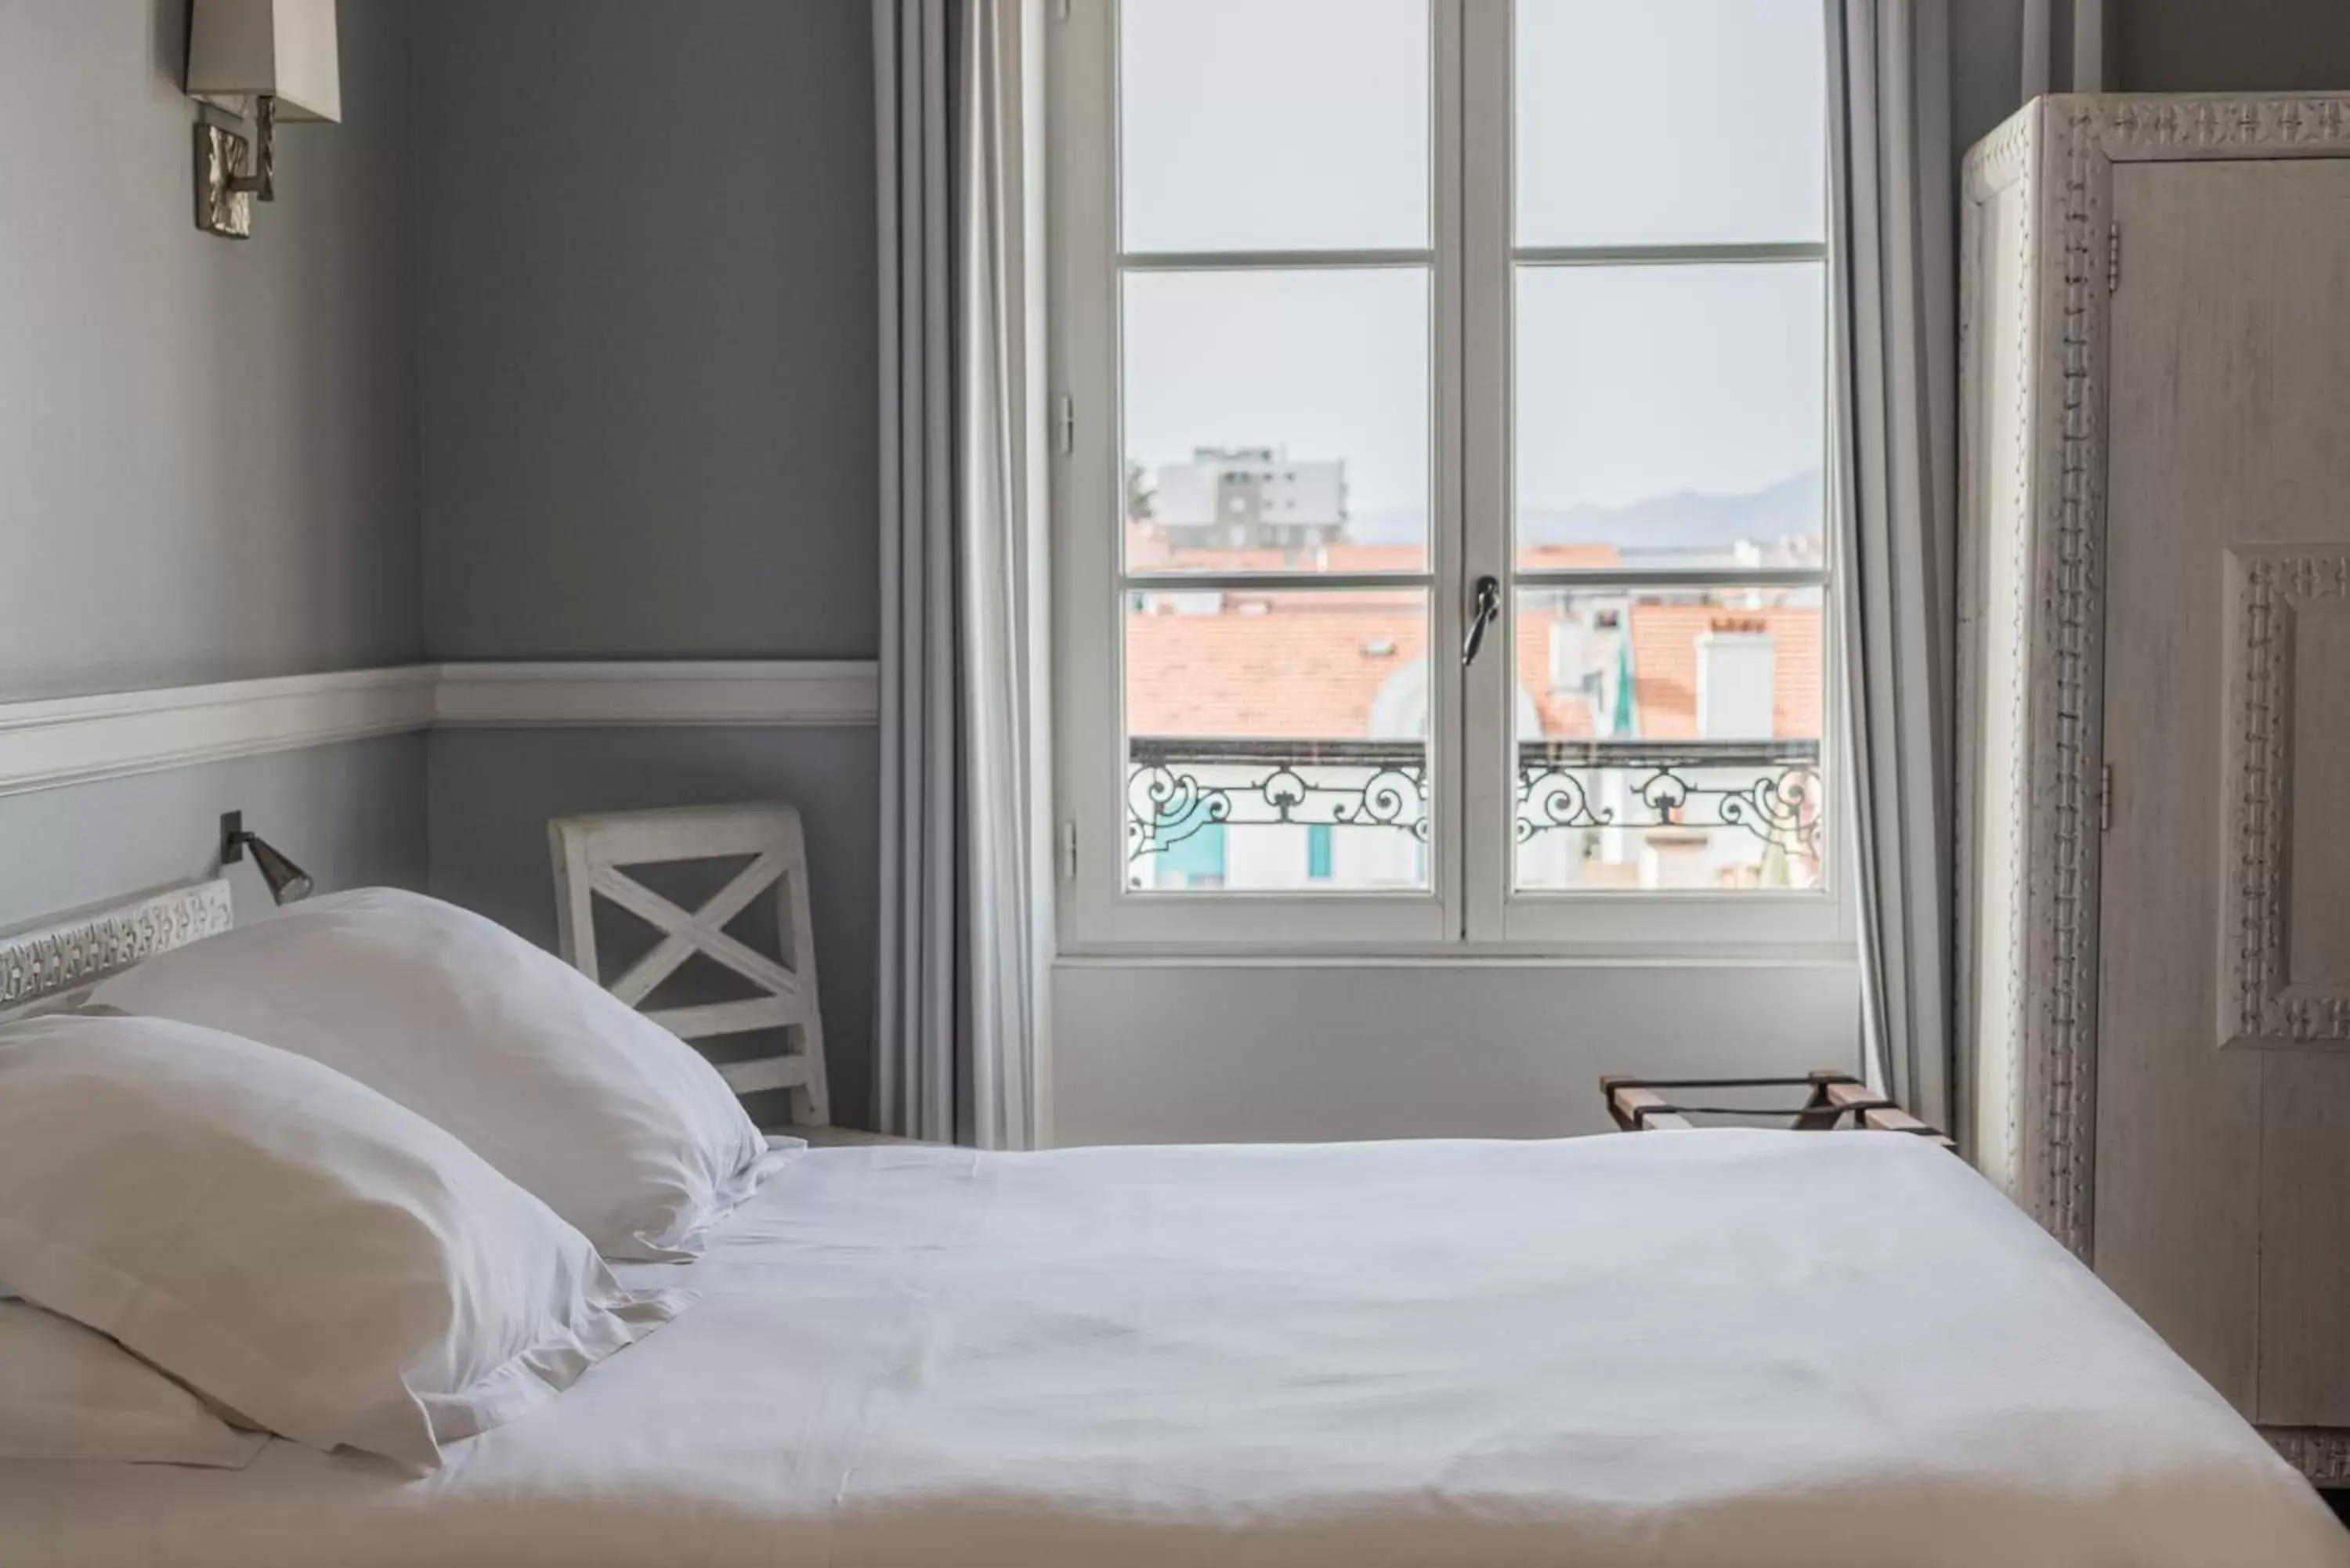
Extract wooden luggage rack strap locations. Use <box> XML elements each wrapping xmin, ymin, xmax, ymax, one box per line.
<box><xmin>1602</xmin><ymin>1070</ymin><xmax>1954</xmax><ymax>1149</ymax></box>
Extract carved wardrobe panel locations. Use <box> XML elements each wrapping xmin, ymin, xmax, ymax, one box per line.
<box><xmin>1958</xmin><ymin>93</ymin><xmax>2350</xmax><ymax>1481</ymax></box>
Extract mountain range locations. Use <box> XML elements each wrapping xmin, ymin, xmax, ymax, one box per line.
<box><xmin>1345</xmin><ymin>469</ymin><xmax>1824</xmax><ymax>551</ymax></box>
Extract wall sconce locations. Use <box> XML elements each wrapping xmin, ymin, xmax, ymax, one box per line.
<box><xmin>186</xmin><ymin>0</ymin><xmax>342</xmax><ymax>240</ymax></box>
<box><xmin>219</xmin><ymin>811</ymin><xmax>316</xmax><ymax>906</ymax></box>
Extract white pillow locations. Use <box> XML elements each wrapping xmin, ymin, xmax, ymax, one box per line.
<box><xmin>95</xmin><ymin>887</ymin><xmax>789</xmax><ymax>1260</ymax></box>
<box><xmin>0</xmin><ymin>1013</ymin><xmax>689</xmax><ymax>1473</ymax></box>
<box><xmin>0</xmin><ymin>1301</ymin><xmax>267</xmax><ymax>1469</ymax></box>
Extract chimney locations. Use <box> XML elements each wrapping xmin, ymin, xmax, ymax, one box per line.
<box><xmin>1548</xmin><ymin>619</ymin><xmax>1585</xmax><ymax>694</ymax></box>
<box><xmin>1696</xmin><ymin>622</ymin><xmax>1776</xmax><ymax>740</ymax></box>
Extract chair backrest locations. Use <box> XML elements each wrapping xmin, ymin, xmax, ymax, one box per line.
<box><xmin>548</xmin><ymin>802</ymin><xmax>830</xmax><ymax>1129</ymax></box>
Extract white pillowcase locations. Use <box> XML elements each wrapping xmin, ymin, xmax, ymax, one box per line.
<box><xmin>95</xmin><ymin>887</ymin><xmax>789</xmax><ymax>1260</ymax></box>
<box><xmin>0</xmin><ymin>1013</ymin><xmax>689</xmax><ymax>1473</ymax></box>
<box><xmin>0</xmin><ymin>1301</ymin><xmax>266</xmax><ymax>1469</ymax></box>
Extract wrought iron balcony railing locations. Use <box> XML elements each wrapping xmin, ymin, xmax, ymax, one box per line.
<box><xmin>1127</xmin><ymin>736</ymin><xmax>1823</xmax><ymax>868</ymax></box>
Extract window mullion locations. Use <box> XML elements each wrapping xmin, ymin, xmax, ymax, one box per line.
<box><xmin>1456</xmin><ymin>0</ymin><xmax>1511</xmax><ymax>944</ymax></box>
<box><xmin>1427</xmin><ymin>0</ymin><xmax>1467</xmax><ymax>944</ymax></box>
<box><xmin>1512</xmin><ymin>240</ymin><xmax>1830</xmax><ymax>268</ymax></box>
<box><xmin>1120</xmin><ymin>248</ymin><xmax>1436</xmax><ymax>273</ymax></box>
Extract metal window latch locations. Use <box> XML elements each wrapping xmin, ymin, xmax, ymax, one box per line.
<box><xmin>1461</xmin><ymin>576</ymin><xmax>1501</xmax><ymax>667</ymax></box>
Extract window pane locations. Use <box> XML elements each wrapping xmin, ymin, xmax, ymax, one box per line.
<box><xmin>1127</xmin><ymin>588</ymin><xmax>1430</xmax><ymax>891</ymax></box>
<box><xmin>1515</xmin><ymin>262</ymin><xmax>1824</xmax><ymax>569</ymax></box>
<box><xmin>1512</xmin><ymin>587</ymin><xmax>1825</xmax><ymax>891</ymax></box>
<box><xmin>1125</xmin><ymin>269</ymin><xmax>1430</xmax><ymax>575</ymax></box>
<box><xmin>1515</xmin><ymin>0</ymin><xmax>1826</xmax><ymax>247</ymax></box>
<box><xmin>1119</xmin><ymin>0</ymin><xmax>1430</xmax><ymax>254</ymax></box>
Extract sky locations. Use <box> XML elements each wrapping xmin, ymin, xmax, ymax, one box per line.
<box><xmin>1116</xmin><ymin>0</ymin><xmax>1828</xmax><ymax>531</ymax></box>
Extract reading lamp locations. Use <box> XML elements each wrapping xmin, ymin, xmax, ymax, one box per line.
<box><xmin>185</xmin><ymin>0</ymin><xmax>343</xmax><ymax>239</ymax></box>
<box><xmin>219</xmin><ymin>812</ymin><xmax>316</xmax><ymax>905</ymax></box>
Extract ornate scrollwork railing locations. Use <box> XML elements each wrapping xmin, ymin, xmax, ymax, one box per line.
<box><xmin>1127</xmin><ymin>737</ymin><xmax>1823</xmax><ymax>867</ymax></box>
<box><xmin>1513</xmin><ymin>739</ymin><xmax>1824</xmax><ymax>863</ymax></box>
<box><xmin>1126</xmin><ymin>739</ymin><xmax>1430</xmax><ymax>864</ymax></box>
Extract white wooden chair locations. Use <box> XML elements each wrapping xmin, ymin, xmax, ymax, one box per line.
<box><xmin>549</xmin><ymin>803</ymin><xmax>833</xmax><ymax>1131</ymax></box>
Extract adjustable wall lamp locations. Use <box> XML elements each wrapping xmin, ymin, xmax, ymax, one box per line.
<box><xmin>219</xmin><ymin>812</ymin><xmax>316</xmax><ymax>906</ymax></box>
<box><xmin>186</xmin><ymin>0</ymin><xmax>343</xmax><ymax>240</ymax></box>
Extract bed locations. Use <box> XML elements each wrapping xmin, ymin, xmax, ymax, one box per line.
<box><xmin>2</xmin><ymin>886</ymin><xmax>2343</xmax><ymax>1566</ymax></box>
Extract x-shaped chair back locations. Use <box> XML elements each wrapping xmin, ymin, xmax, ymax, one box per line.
<box><xmin>549</xmin><ymin>802</ymin><xmax>830</xmax><ymax>1129</ymax></box>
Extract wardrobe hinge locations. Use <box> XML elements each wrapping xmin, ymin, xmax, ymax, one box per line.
<box><xmin>1055</xmin><ymin>394</ymin><xmax>1075</xmax><ymax>456</ymax></box>
<box><xmin>1058</xmin><ymin>821</ymin><xmax>1079</xmax><ymax>881</ymax></box>
<box><xmin>2099</xmin><ymin>764</ymin><xmax>2113</xmax><ymax>833</ymax></box>
<box><xmin>2107</xmin><ymin>222</ymin><xmax>2120</xmax><ymax>294</ymax></box>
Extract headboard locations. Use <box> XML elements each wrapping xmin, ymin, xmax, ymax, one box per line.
<box><xmin>0</xmin><ymin>879</ymin><xmax>235</xmax><ymax>1021</ymax></box>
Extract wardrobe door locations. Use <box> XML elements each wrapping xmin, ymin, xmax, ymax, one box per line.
<box><xmin>2098</xmin><ymin>157</ymin><xmax>2350</xmax><ymax>1425</ymax></box>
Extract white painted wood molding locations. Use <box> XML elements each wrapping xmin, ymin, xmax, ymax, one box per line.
<box><xmin>0</xmin><ymin>661</ymin><xmax>881</xmax><ymax>797</ymax></box>
<box><xmin>432</xmin><ymin>661</ymin><xmax>880</xmax><ymax>728</ymax></box>
<box><xmin>0</xmin><ymin>668</ymin><xmax>436</xmax><ymax>799</ymax></box>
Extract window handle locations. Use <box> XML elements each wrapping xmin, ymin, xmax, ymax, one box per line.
<box><xmin>1462</xmin><ymin>575</ymin><xmax>1502</xmax><ymax>668</ymax></box>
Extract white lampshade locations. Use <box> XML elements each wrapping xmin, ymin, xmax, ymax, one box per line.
<box><xmin>186</xmin><ymin>0</ymin><xmax>342</xmax><ymax>125</ymax></box>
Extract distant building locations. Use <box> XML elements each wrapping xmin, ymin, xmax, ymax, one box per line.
<box><xmin>1152</xmin><ymin>446</ymin><xmax>1347</xmax><ymax>553</ymax></box>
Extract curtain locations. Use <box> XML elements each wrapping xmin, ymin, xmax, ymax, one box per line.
<box><xmin>874</xmin><ymin>0</ymin><xmax>1050</xmax><ymax>1148</ymax></box>
<box><xmin>1827</xmin><ymin>0</ymin><xmax>1958</xmax><ymax>1128</ymax></box>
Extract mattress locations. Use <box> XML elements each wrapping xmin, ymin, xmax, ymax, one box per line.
<box><xmin>2</xmin><ymin>1132</ymin><xmax>2341</xmax><ymax>1568</ymax></box>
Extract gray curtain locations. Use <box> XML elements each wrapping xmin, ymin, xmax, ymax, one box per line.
<box><xmin>875</xmin><ymin>0</ymin><xmax>1047</xmax><ymax>1148</ymax></box>
<box><xmin>1827</xmin><ymin>0</ymin><xmax>1958</xmax><ymax>1127</ymax></box>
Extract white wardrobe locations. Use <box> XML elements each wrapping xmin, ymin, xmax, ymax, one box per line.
<box><xmin>1958</xmin><ymin>92</ymin><xmax>2350</xmax><ymax>1483</ymax></box>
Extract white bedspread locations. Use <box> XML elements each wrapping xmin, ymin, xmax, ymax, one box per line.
<box><xmin>2</xmin><ymin>1132</ymin><xmax>2340</xmax><ymax>1567</ymax></box>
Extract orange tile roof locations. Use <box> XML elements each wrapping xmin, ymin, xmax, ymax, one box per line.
<box><xmin>1125</xmin><ymin>598</ymin><xmax>1429</xmax><ymax>739</ymax></box>
<box><xmin>1123</xmin><ymin>593</ymin><xmax>1821</xmax><ymax>746</ymax></box>
<box><xmin>1128</xmin><ymin>543</ymin><xmax>1296</xmax><ymax>573</ymax></box>
<box><xmin>1520</xmin><ymin>544</ymin><xmax>1625</xmax><ymax>571</ymax></box>
<box><xmin>1318</xmin><ymin>544</ymin><xmax>1428</xmax><ymax>573</ymax></box>
<box><xmin>1124</xmin><ymin>597</ymin><xmax>1594</xmax><ymax>741</ymax></box>
<box><xmin>1625</xmin><ymin>604</ymin><xmax>1823</xmax><ymax>740</ymax></box>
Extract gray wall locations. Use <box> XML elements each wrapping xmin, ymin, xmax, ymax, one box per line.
<box><xmin>0</xmin><ymin>0</ymin><xmax>421</xmax><ymax>703</ymax></box>
<box><xmin>0</xmin><ymin>736</ymin><xmax>428</xmax><ymax>930</ymax></box>
<box><xmin>2116</xmin><ymin>0</ymin><xmax>2350</xmax><ymax>94</ymax></box>
<box><xmin>0</xmin><ymin>0</ymin><xmax>425</xmax><ymax>924</ymax></box>
<box><xmin>1951</xmin><ymin>0</ymin><xmax>2030</xmax><ymax>155</ymax></box>
<box><xmin>1950</xmin><ymin>0</ymin><xmax>2350</xmax><ymax>164</ymax></box>
<box><xmin>415</xmin><ymin>0</ymin><xmax>879</xmax><ymax>663</ymax></box>
<box><xmin>411</xmin><ymin>2</ymin><xmax>885</xmax><ymax>1122</ymax></box>
<box><xmin>425</xmin><ymin>727</ymin><xmax>880</xmax><ymax>1130</ymax></box>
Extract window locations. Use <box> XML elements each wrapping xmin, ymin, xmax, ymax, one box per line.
<box><xmin>1053</xmin><ymin>0</ymin><xmax>1838</xmax><ymax>954</ymax></box>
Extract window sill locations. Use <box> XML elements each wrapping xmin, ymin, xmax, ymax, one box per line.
<box><xmin>1051</xmin><ymin>941</ymin><xmax>1860</xmax><ymax>969</ymax></box>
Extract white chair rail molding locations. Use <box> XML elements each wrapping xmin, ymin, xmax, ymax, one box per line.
<box><xmin>0</xmin><ymin>663</ymin><xmax>882</xmax><ymax>799</ymax></box>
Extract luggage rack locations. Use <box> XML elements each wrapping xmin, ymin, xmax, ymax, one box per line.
<box><xmin>1602</xmin><ymin>1069</ymin><xmax>1954</xmax><ymax>1148</ymax></box>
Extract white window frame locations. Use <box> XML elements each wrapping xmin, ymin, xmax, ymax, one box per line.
<box><xmin>1049</xmin><ymin>0</ymin><xmax>1853</xmax><ymax>959</ymax></box>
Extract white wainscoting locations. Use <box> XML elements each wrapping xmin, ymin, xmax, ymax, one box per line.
<box><xmin>0</xmin><ymin>663</ymin><xmax>882</xmax><ymax>797</ymax></box>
